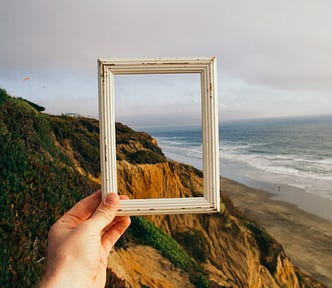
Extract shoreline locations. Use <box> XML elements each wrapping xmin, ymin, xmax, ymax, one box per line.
<box><xmin>221</xmin><ymin>169</ymin><xmax>332</xmax><ymax>222</ymax></box>
<box><xmin>160</xmin><ymin>150</ymin><xmax>332</xmax><ymax>222</ymax></box>
<box><xmin>221</xmin><ymin>176</ymin><xmax>332</xmax><ymax>286</ymax></box>
<box><xmin>154</xmin><ymin>132</ymin><xmax>332</xmax><ymax>285</ymax></box>
<box><xmin>220</xmin><ymin>157</ymin><xmax>332</xmax><ymax>222</ymax></box>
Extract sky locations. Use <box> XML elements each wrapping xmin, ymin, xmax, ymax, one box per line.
<box><xmin>1</xmin><ymin>0</ymin><xmax>332</xmax><ymax>126</ymax></box>
<box><xmin>114</xmin><ymin>73</ymin><xmax>202</xmax><ymax>127</ymax></box>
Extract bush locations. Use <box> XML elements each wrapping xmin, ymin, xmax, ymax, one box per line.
<box><xmin>0</xmin><ymin>88</ymin><xmax>11</xmax><ymax>103</ymax></box>
<box><xmin>127</xmin><ymin>150</ymin><xmax>167</xmax><ymax>164</ymax></box>
<box><xmin>245</xmin><ymin>222</ymin><xmax>282</xmax><ymax>274</ymax></box>
<box><xmin>174</xmin><ymin>229</ymin><xmax>209</xmax><ymax>263</ymax></box>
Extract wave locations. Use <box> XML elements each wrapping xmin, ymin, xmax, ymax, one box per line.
<box><xmin>220</xmin><ymin>145</ymin><xmax>332</xmax><ymax>181</ymax></box>
<box><xmin>159</xmin><ymin>137</ymin><xmax>332</xmax><ymax>181</ymax></box>
<box><xmin>151</xmin><ymin>120</ymin><xmax>332</xmax><ymax>201</ymax></box>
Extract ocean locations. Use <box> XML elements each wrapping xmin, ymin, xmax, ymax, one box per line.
<box><xmin>144</xmin><ymin>115</ymin><xmax>332</xmax><ymax>206</ymax></box>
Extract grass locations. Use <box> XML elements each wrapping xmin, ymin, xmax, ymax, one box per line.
<box><xmin>128</xmin><ymin>216</ymin><xmax>211</xmax><ymax>288</ymax></box>
<box><xmin>0</xmin><ymin>90</ymin><xmax>99</xmax><ymax>287</ymax></box>
<box><xmin>0</xmin><ymin>89</ymin><xmax>315</xmax><ymax>287</ymax></box>
<box><xmin>0</xmin><ymin>90</ymin><xmax>209</xmax><ymax>287</ymax></box>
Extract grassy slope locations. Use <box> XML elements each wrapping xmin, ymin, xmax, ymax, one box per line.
<box><xmin>0</xmin><ymin>89</ymin><xmax>100</xmax><ymax>286</ymax></box>
<box><xmin>0</xmin><ymin>89</ymin><xmax>206</xmax><ymax>287</ymax></box>
<box><xmin>0</xmin><ymin>89</ymin><xmax>322</xmax><ymax>288</ymax></box>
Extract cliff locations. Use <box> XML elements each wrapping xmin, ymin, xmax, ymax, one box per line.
<box><xmin>0</xmin><ymin>89</ymin><xmax>324</xmax><ymax>287</ymax></box>
<box><xmin>113</xmin><ymin>160</ymin><xmax>319</xmax><ymax>287</ymax></box>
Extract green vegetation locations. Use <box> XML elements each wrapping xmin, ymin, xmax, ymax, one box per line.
<box><xmin>50</xmin><ymin>115</ymin><xmax>100</xmax><ymax>175</ymax></box>
<box><xmin>127</xmin><ymin>149</ymin><xmax>166</xmax><ymax>164</ymax></box>
<box><xmin>0</xmin><ymin>89</ymin><xmax>316</xmax><ymax>287</ymax></box>
<box><xmin>244</xmin><ymin>222</ymin><xmax>282</xmax><ymax>274</ymax></box>
<box><xmin>0</xmin><ymin>89</ymin><xmax>209</xmax><ymax>287</ymax></box>
<box><xmin>0</xmin><ymin>88</ymin><xmax>11</xmax><ymax>103</ymax></box>
<box><xmin>129</xmin><ymin>216</ymin><xmax>194</xmax><ymax>269</ymax></box>
<box><xmin>18</xmin><ymin>97</ymin><xmax>45</xmax><ymax>112</ymax></box>
<box><xmin>129</xmin><ymin>216</ymin><xmax>211</xmax><ymax>288</ymax></box>
<box><xmin>116</xmin><ymin>122</ymin><xmax>167</xmax><ymax>164</ymax></box>
<box><xmin>174</xmin><ymin>229</ymin><xmax>209</xmax><ymax>263</ymax></box>
<box><xmin>0</xmin><ymin>90</ymin><xmax>98</xmax><ymax>287</ymax></box>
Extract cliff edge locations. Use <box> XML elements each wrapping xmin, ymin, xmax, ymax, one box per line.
<box><xmin>0</xmin><ymin>89</ymin><xmax>324</xmax><ymax>287</ymax></box>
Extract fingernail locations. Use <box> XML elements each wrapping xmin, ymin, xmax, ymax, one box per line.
<box><xmin>105</xmin><ymin>192</ymin><xmax>119</xmax><ymax>205</ymax></box>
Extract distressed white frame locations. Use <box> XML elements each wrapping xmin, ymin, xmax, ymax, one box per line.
<box><xmin>98</xmin><ymin>57</ymin><xmax>220</xmax><ymax>215</ymax></box>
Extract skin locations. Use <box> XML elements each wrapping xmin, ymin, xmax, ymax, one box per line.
<box><xmin>39</xmin><ymin>190</ymin><xmax>131</xmax><ymax>288</ymax></box>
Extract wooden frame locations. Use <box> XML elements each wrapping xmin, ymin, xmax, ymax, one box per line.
<box><xmin>98</xmin><ymin>57</ymin><xmax>220</xmax><ymax>215</ymax></box>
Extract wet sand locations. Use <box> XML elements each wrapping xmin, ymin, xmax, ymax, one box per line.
<box><xmin>221</xmin><ymin>177</ymin><xmax>332</xmax><ymax>286</ymax></box>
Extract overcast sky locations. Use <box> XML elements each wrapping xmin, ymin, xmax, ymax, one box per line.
<box><xmin>1</xmin><ymin>0</ymin><xmax>332</xmax><ymax>126</ymax></box>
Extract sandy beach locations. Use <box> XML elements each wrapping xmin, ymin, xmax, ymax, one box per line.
<box><xmin>221</xmin><ymin>177</ymin><xmax>332</xmax><ymax>287</ymax></box>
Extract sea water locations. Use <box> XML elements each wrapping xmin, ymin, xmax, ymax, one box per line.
<box><xmin>144</xmin><ymin>115</ymin><xmax>332</xmax><ymax>203</ymax></box>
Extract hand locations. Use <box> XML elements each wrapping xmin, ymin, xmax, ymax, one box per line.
<box><xmin>40</xmin><ymin>190</ymin><xmax>131</xmax><ymax>288</ymax></box>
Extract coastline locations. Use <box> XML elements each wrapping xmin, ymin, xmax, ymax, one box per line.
<box><xmin>221</xmin><ymin>176</ymin><xmax>332</xmax><ymax>286</ymax></box>
<box><xmin>162</xmin><ymin>153</ymin><xmax>332</xmax><ymax>284</ymax></box>
<box><xmin>220</xmin><ymin>159</ymin><xmax>332</xmax><ymax>222</ymax></box>
<box><xmin>159</xmin><ymin>148</ymin><xmax>332</xmax><ymax>222</ymax></box>
<box><xmin>150</xmin><ymin>122</ymin><xmax>332</xmax><ymax>285</ymax></box>
<box><xmin>222</xmin><ymin>168</ymin><xmax>332</xmax><ymax>222</ymax></box>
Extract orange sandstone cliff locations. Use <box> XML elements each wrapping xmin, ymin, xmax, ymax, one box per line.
<box><xmin>1</xmin><ymin>91</ymin><xmax>324</xmax><ymax>288</ymax></box>
<box><xmin>112</xmin><ymin>159</ymin><xmax>319</xmax><ymax>288</ymax></box>
<box><xmin>108</xmin><ymin>123</ymin><xmax>323</xmax><ymax>288</ymax></box>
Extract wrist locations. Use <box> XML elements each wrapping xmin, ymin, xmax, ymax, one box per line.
<box><xmin>40</xmin><ymin>270</ymin><xmax>86</xmax><ymax>288</ymax></box>
<box><xmin>39</xmin><ymin>270</ymin><xmax>65</xmax><ymax>288</ymax></box>
<box><xmin>40</xmin><ymin>257</ymin><xmax>85</xmax><ymax>288</ymax></box>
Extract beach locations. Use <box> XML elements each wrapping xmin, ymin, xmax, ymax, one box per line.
<box><xmin>146</xmin><ymin>116</ymin><xmax>332</xmax><ymax>286</ymax></box>
<box><xmin>221</xmin><ymin>176</ymin><xmax>332</xmax><ymax>286</ymax></box>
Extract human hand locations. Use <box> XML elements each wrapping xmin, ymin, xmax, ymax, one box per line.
<box><xmin>40</xmin><ymin>190</ymin><xmax>131</xmax><ymax>288</ymax></box>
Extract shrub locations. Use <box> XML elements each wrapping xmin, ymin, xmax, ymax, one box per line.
<box><xmin>174</xmin><ymin>229</ymin><xmax>209</xmax><ymax>263</ymax></box>
<box><xmin>245</xmin><ymin>222</ymin><xmax>282</xmax><ymax>274</ymax></box>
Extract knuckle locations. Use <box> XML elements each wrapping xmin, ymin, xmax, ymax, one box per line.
<box><xmin>96</xmin><ymin>206</ymin><xmax>116</xmax><ymax>221</ymax></box>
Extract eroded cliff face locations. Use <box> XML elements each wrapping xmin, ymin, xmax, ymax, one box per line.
<box><xmin>110</xmin><ymin>159</ymin><xmax>317</xmax><ymax>288</ymax></box>
<box><xmin>48</xmin><ymin>120</ymin><xmax>322</xmax><ymax>287</ymax></box>
<box><xmin>108</xmin><ymin>244</ymin><xmax>194</xmax><ymax>288</ymax></box>
<box><xmin>117</xmin><ymin>160</ymin><xmax>203</xmax><ymax>199</ymax></box>
<box><xmin>1</xmin><ymin>92</ymin><xmax>323</xmax><ymax>287</ymax></box>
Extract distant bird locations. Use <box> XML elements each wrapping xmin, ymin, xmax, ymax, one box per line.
<box><xmin>23</xmin><ymin>77</ymin><xmax>30</xmax><ymax>81</ymax></box>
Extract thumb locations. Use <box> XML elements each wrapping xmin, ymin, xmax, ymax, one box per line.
<box><xmin>88</xmin><ymin>192</ymin><xmax>120</xmax><ymax>231</ymax></box>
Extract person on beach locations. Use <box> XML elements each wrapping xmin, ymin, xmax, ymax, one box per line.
<box><xmin>39</xmin><ymin>190</ymin><xmax>131</xmax><ymax>288</ymax></box>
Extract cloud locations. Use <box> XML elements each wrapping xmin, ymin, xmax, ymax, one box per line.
<box><xmin>0</xmin><ymin>0</ymin><xmax>331</xmax><ymax>121</ymax></box>
<box><xmin>114</xmin><ymin>73</ymin><xmax>202</xmax><ymax>127</ymax></box>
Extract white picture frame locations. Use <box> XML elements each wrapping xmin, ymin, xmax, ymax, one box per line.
<box><xmin>98</xmin><ymin>57</ymin><xmax>220</xmax><ymax>215</ymax></box>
